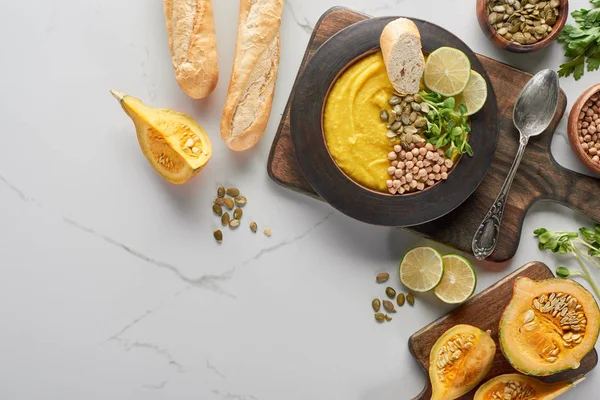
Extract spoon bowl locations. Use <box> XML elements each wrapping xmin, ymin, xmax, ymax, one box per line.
<box><xmin>513</xmin><ymin>69</ymin><xmax>560</xmax><ymax>137</ymax></box>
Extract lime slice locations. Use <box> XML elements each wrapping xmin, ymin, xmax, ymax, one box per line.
<box><xmin>400</xmin><ymin>247</ymin><xmax>444</xmax><ymax>292</ymax></box>
<box><xmin>454</xmin><ymin>70</ymin><xmax>488</xmax><ymax>116</ymax></box>
<box><xmin>434</xmin><ymin>255</ymin><xmax>477</xmax><ymax>304</ymax></box>
<box><xmin>424</xmin><ymin>47</ymin><xmax>471</xmax><ymax>97</ymax></box>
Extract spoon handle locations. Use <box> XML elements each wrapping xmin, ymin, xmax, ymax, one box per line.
<box><xmin>472</xmin><ymin>135</ymin><xmax>529</xmax><ymax>260</ymax></box>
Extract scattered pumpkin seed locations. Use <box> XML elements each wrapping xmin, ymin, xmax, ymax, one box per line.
<box><xmin>226</xmin><ymin>187</ymin><xmax>240</xmax><ymax>197</ymax></box>
<box><xmin>234</xmin><ymin>196</ymin><xmax>247</xmax><ymax>207</ymax></box>
<box><xmin>384</xmin><ymin>315</ymin><xmax>392</xmax><ymax>322</ymax></box>
<box><xmin>388</xmin><ymin>96</ymin><xmax>402</xmax><ymax>106</ymax></box>
<box><xmin>376</xmin><ymin>272</ymin><xmax>389</xmax><ymax>283</ymax></box>
<box><xmin>229</xmin><ymin>219</ymin><xmax>240</xmax><ymax>229</ymax></box>
<box><xmin>250</xmin><ymin>221</ymin><xmax>258</xmax><ymax>233</ymax></box>
<box><xmin>213</xmin><ymin>204</ymin><xmax>223</xmax><ymax>216</ymax></box>
<box><xmin>406</xmin><ymin>293</ymin><xmax>415</xmax><ymax>306</ymax></box>
<box><xmin>214</xmin><ymin>230</ymin><xmax>223</xmax><ymax>243</ymax></box>
<box><xmin>380</xmin><ymin>110</ymin><xmax>389</xmax><ymax>122</ymax></box>
<box><xmin>264</xmin><ymin>227</ymin><xmax>272</xmax><ymax>237</ymax></box>
<box><xmin>383</xmin><ymin>300</ymin><xmax>396</xmax><ymax>313</ymax></box>
<box><xmin>221</xmin><ymin>212</ymin><xmax>230</xmax><ymax>226</ymax></box>
<box><xmin>397</xmin><ymin>293</ymin><xmax>406</xmax><ymax>307</ymax></box>
<box><xmin>386</xmin><ymin>287</ymin><xmax>396</xmax><ymax>299</ymax></box>
<box><xmin>375</xmin><ymin>313</ymin><xmax>386</xmax><ymax>323</ymax></box>
<box><xmin>233</xmin><ymin>208</ymin><xmax>243</xmax><ymax>219</ymax></box>
<box><xmin>217</xmin><ymin>186</ymin><xmax>225</xmax><ymax>198</ymax></box>
<box><xmin>214</xmin><ymin>197</ymin><xmax>226</xmax><ymax>206</ymax></box>
<box><xmin>223</xmin><ymin>197</ymin><xmax>234</xmax><ymax>210</ymax></box>
<box><xmin>372</xmin><ymin>298</ymin><xmax>381</xmax><ymax>312</ymax></box>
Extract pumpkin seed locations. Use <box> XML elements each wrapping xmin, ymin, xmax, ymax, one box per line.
<box><xmin>420</xmin><ymin>103</ymin><xmax>430</xmax><ymax>114</ymax></box>
<box><xmin>229</xmin><ymin>219</ymin><xmax>240</xmax><ymax>229</ymax></box>
<box><xmin>414</xmin><ymin>94</ymin><xmax>423</xmax><ymax>103</ymax></box>
<box><xmin>214</xmin><ymin>230</ymin><xmax>223</xmax><ymax>243</ymax></box>
<box><xmin>376</xmin><ymin>272</ymin><xmax>389</xmax><ymax>283</ymax></box>
<box><xmin>375</xmin><ymin>313</ymin><xmax>386</xmax><ymax>323</ymax></box>
<box><xmin>390</xmin><ymin>121</ymin><xmax>403</xmax><ymax>131</ymax></box>
<box><xmin>215</xmin><ymin>197</ymin><xmax>226</xmax><ymax>206</ymax></box>
<box><xmin>389</xmin><ymin>96</ymin><xmax>402</xmax><ymax>106</ymax></box>
<box><xmin>380</xmin><ymin>110</ymin><xmax>389</xmax><ymax>122</ymax></box>
<box><xmin>217</xmin><ymin>186</ymin><xmax>225</xmax><ymax>198</ymax></box>
<box><xmin>386</xmin><ymin>287</ymin><xmax>396</xmax><ymax>299</ymax></box>
<box><xmin>401</xmin><ymin>113</ymin><xmax>411</xmax><ymax>125</ymax></box>
<box><xmin>383</xmin><ymin>300</ymin><xmax>396</xmax><ymax>313</ymax></box>
<box><xmin>397</xmin><ymin>293</ymin><xmax>405</xmax><ymax>306</ymax></box>
<box><xmin>404</xmin><ymin>95</ymin><xmax>414</xmax><ymax>103</ymax></box>
<box><xmin>411</xmin><ymin>102</ymin><xmax>421</xmax><ymax>112</ymax></box>
<box><xmin>372</xmin><ymin>298</ymin><xmax>381</xmax><ymax>312</ymax></box>
<box><xmin>250</xmin><ymin>221</ymin><xmax>258</xmax><ymax>233</ymax></box>
<box><xmin>232</xmin><ymin>208</ymin><xmax>242</xmax><ymax>220</ymax></box>
<box><xmin>213</xmin><ymin>204</ymin><xmax>223</xmax><ymax>216</ymax></box>
<box><xmin>226</xmin><ymin>187</ymin><xmax>240</xmax><ymax>197</ymax></box>
<box><xmin>406</xmin><ymin>293</ymin><xmax>415</xmax><ymax>306</ymax></box>
<box><xmin>384</xmin><ymin>315</ymin><xmax>392</xmax><ymax>322</ymax></box>
<box><xmin>221</xmin><ymin>212</ymin><xmax>230</xmax><ymax>226</ymax></box>
<box><xmin>389</xmin><ymin>110</ymin><xmax>397</xmax><ymax>122</ymax></box>
<box><xmin>234</xmin><ymin>196</ymin><xmax>247</xmax><ymax>207</ymax></box>
<box><xmin>223</xmin><ymin>198</ymin><xmax>234</xmax><ymax>210</ymax></box>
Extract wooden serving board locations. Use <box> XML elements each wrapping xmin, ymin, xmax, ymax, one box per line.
<box><xmin>267</xmin><ymin>7</ymin><xmax>600</xmax><ymax>262</ymax></box>
<box><xmin>409</xmin><ymin>262</ymin><xmax>598</xmax><ymax>400</ymax></box>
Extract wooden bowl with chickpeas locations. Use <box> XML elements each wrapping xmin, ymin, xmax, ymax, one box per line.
<box><xmin>568</xmin><ymin>84</ymin><xmax>600</xmax><ymax>174</ymax></box>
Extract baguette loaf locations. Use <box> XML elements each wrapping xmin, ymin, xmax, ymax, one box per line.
<box><xmin>164</xmin><ymin>0</ymin><xmax>219</xmax><ymax>99</ymax></box>
<box><xmin>380</xmin><ymin>18</ymin><xmax>424</xmax><ymax>94</ymax></box>
<box><xmin>221</xmin><ymin>0</ymin><xmax>284</xmax><ymax>151</ymax></box>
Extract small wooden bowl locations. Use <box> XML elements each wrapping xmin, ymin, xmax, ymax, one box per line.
<box><xmin>568</xmin><ymin>84</ymin><xmax>600</xmax><ymax>174</ymax></box>
<box><xmin>476</xmin><ymin>0</ymin><xmax>568</xmax><ymax>53</ymax></box>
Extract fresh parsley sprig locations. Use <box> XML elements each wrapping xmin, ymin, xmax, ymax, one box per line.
<box><xmin>418</xmin><ymin>91</ymin><xmax>473</xmax><ymax>158</ymax></box>
<box><xmin>558</xmin><ymin>0</ymin><xmax>600</xmax><ymax>80</ymax></box>
<box><xmin>534</xmin><ymin>226</ymin><xmax>600</xmax><ymax>298</ymax></box>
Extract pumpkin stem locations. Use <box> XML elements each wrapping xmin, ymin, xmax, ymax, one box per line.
<box><xmin>110</xmin><ymin>89</ymin><xmax>125</xmax><ymax>102</ymax></box>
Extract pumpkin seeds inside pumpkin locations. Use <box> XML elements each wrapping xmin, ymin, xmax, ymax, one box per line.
<box><xmin>372</xmin><ymin>298</ymin><xmax>381</xmax><ymax>312</ymax></box>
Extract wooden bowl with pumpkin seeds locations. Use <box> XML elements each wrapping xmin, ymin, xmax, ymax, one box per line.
<box><xmin>476</xmin><ymin>0</ymin><xmax>568</xmax><ymax>53</ymax></box>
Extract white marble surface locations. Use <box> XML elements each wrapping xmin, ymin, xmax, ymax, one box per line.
<box><xmin>1</xmin><ymin>0</ymin><xmax>600</xmax><ymax>398</ymax></box>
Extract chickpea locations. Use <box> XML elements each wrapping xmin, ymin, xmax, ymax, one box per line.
<box><xmin>584</xmin><ymin>135</ymin><xmax>592</xmax><ymax>142</ymax></box>
<box><xmin>419</xmin><ymin>147</ymin><xmax>427</xmax><ymax>156</ymax></box>
<box><xmin>441</xmin><ymin>165</ymin><xmax>448</xmax><ymax>173</ymax></box>
<box><xmin>403</xmin><ymin>184</ymin><xmax>411</xmax><ymax>191</ymax></box>
<box><xmin>389</xmin><ymin>187</ymin><xmax>397</xmax><ymax>194</ymax></box>
<box><xmin>425</xmin><ymin>166</ymin><xmax>433</xmax><ymax>173</ymax></box>
<box><xmin>435</xmin><ymin>173</ymin><xmax>442</xmax><ymax>180</ymax></box>
<box><xmin>428</xmin><ymin>173</ymin><xmax>436</xmax><ymax>180</ymax></box>
<box><xmin>426</xmin><ymin>151</ymin><xmax>434</xmax><ymax>160</ymax></box>
<box><xmin>594</xmin><ymin>155</ymin><xmax>600</xmax><ymax>163</ymax></box>
<box><xmin>406</xmin><ymin>173</ymin><xmax>413</xmax><ymax>183</ymax></box>
<box><xmin>394</xmin><ymin>144</ymin><xmax>402</xmax><ymax>153</ymax></box>
<box><xmin>412</xmin><ymin>166</ymin><xmax>419</xmax><ymax>174</ymax></box>
<box><xmin>405</xmin><ymin>152</ymin><xmax>414</xmax><ymax>161</ymax></box>
<box><xmin>589</xmin><ymin>125</ymin><xmax>597</xmax><ymax>134</ymax></box>
<box><xmin>590</xmin><ymin>147</ymin><xmax>598</xmax><ymax>155</ymax></box>
<box><xmin>419</xmin><ymin>169</ymin><xmax>427</xmax><ymax>178</ymax></box>
<box><xmin>411</xmin><ymin>148</ymin><xmax>419</xmax><ymax>156</ymax></box>
<box><xmin>441</xmin><ymin>172</ymin><xmax>449</xmax><ymax>180</ymax></box>
<box><xmin>433</xmin><ymin>164</ymin><xmax>441</xmax><ymax>173</ymax></box>
<box><xmin>426</xmin><ymin>179</ymin><xmax>435</xmax><ymax>186</ymax></box>
<box><xmin>444</xmin><ymin>159</ymin><xmax>454</xmax><ymax>169</ymax></box>
<box><xmin>406</xmin><ymin>161</ymin><xmax>414</xmax><ymax>169</ymax></box>
<box><xmin>386</xmin><ymin>180</ymin><xmax>393</xmax><ymax>188</ymax></box>
<box><xmin>416</xmin><ymin>182</ymin><xmax>425</xmax><ymax>191</ymax></box>
<box><xmin>394</xmin><ymin>169</ymin><xmax>403</xmax><ymax>178</ymax></box>
<box><xmin>410</xmin><ymin>180</ymin><xmax>418</xmax><ymax>189</ymax></box>
<box><xmin>416</xmin><ymin>160</ymin><xmax>424</xmax><ymax>168</ymax></box>
<box><xmin>397</xmin><ymin>161</ymin><xmax>405</xmax><ymax>169</ymax></box>
<box><xmin>425</xmin><ymin>143</ymin><xmax>434</xmax><ymax>151</ymax></box>
<box><xmin>388</xmin><ymin>151</ymin><xmax>397</xmax><ymax>160</ymax></box>
<box><xmin>582</xmin><ymin>143</ymin><xmax>589</xmax><ymax>150</ymax></box>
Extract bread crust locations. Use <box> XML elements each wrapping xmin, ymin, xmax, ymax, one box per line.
<box><xmin>380</xmin><ymin>18</ymin><xmax>424</xmax><ymax>94</ymax></box>
<box><xmin>220</xmin><ymin>0</ymin><xmax>284</xmax><ymax>151</ymax></box>
<box><xmin>164</xmin><ymin>0</ymin><xmax>219</xmax><ymax>99</ymax></box>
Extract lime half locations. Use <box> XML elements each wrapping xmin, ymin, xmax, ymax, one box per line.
<box><xmin>400</xmin><ymin>247</ymin><xmax>444</xmax><ymax>292</ymax></box>
<box><xmin>424</xmin><ymin>47</ymin><xmax>471</xmax><ymax>97</ymax></box>
<box><xmin>454</xmin><ymin>70</ymin><xmax>488</xmax><ymax>116</ymax></box>
<box><xmin>434</xmin><ymin>255</ymin><xmax>477</xmax><ymax>304</ymax></box>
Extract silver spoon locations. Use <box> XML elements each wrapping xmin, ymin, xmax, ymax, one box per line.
<box><xmin>472</xmin><ymin>69</ymin><xmax>559</xmax><ymax>260</ymax></box>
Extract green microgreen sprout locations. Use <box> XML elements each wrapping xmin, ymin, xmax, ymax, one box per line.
<box><xmin>418</xmin><ymin>91</ymin><xmax>473</xmax><ymax>158</ymax></box>
<box><xmin>534</xmin><ymin>226</ymin><xmax>600</xmax><ymax>299</ymax></box>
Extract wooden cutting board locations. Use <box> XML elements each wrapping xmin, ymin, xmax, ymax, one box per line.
<box><xmin>409</xmin><ymin>261</ymin><xmax>597</xmax><ymax>400</ymax></box>
<box><xmin>267</xmin><ymin>7</ymin><xmax>600</xmax><ymax>262</ymax></box>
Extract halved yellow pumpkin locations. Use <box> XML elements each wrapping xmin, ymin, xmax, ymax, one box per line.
<box><xmin>474</xmin><ymin>373</ymin><xmax>584</xmax><ymax>400</ymax></box>
<box><xmin>111</xmin><ymin>89</ymin><xmax>212</xmax><ymax>184</ymax></box>
<box><xmin>499</xmin><ymin>277</ymin><xmax>600</xmax><ymax>376</ymax></box>
<box><xmin>430</xmin><ymin>324</ymin><xmax>496</xmax><ymax>400</ymax></box>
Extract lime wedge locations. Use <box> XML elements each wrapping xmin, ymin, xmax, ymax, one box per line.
<box><xmin>424</xmin><ymin>47</ymin><xmax>471</xmax><ymax>97</ymax></box>
<box><xmin>400</xmin><ymin>247</ymin><xmax>444</xmax><ymax>292</ymax></box>
<box><xmin>454</xmin><ymin>70</ymin><xmax>488</xmax><ymax>116</ymax></box>
<box><xmin>434</xmin><ymin>255</ymin><xmax>477</xmax><ymax>304</ymax></box>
